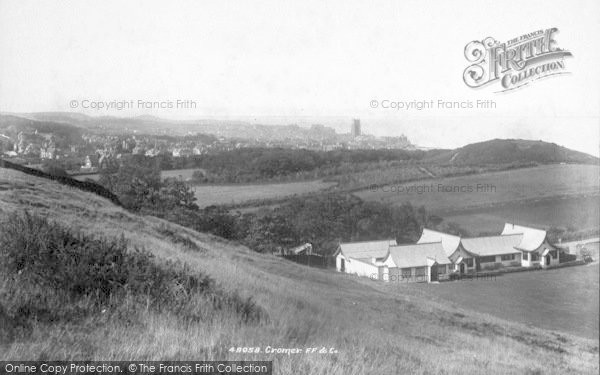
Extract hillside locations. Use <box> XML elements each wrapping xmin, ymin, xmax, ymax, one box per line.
<box><xmin>0</xmin><ymin>115</ymin><xmax>85</xmax><ymax>146</ymax></box>
<box><xmin>0</xmin><ymin>167</ymin><xmax>598</xmax><ymax>374</ymax></box>
<box><xmin>423</xmin><ymin>139</ymin><xmax>599</xmax><ymax>165</ymax></box>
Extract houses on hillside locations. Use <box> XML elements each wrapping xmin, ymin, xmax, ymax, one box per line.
<box><xmin>335</xmin><ymin>223</ymin><xmax>564</xmax><ymax>283</ymax></box>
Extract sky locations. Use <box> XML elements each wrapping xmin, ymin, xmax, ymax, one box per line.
<box><xmin>0</xmin><ymin>0</ymin><xmax>599</xmax><ymax>155</ymax></box>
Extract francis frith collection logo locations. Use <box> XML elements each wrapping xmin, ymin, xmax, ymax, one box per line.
<box><xmin>463</xmin><ymin>28</ymin><xmax>572</xmax><ymax>92</ymax></box>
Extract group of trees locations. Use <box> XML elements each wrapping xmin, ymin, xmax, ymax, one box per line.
<box><xmin>99</xmin><ymin>163</ymin><xmax>197</xmax><ymax>212</ymax></box>
<box><xmin>97</xmin><ymin>158</ymin><xmax>435</xmax><ymax>256</ymax></box>
<box><xmin>130</xmin><ymin>148</ymin><xmax>425</xmax><ymax>184</ymax></box>
<box><xmin>239</xmin><ymin>194</ymin><xmax>432</xmax><ymax>254</ymax></box>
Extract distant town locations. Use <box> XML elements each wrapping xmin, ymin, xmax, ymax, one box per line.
<box><xmin>0</xmin><ymin>115</ymin><xmax>413</xmax><ymax>174</ymax></box>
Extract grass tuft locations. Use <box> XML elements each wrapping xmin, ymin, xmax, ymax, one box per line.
<box><xmin>0</xmin><ymin>211</ymin><xmax>265</xmax><ymax>344</ymax></box>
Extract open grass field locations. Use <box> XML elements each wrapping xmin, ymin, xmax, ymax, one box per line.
<box><xmin>354</xmin><ymin>164</ymin><xmax>600</xmax><ymax>234</ymax></box>
<box><xmin>1</xmin><ymin>167</ymin><xmax>598</xmax><ymax>374</ymax></box>
<box><xmin>396</xmin><ymin>263</ymin><xmax>600</xmax><ymax>340</ymax></box>
<box><xmin>441</xmin><ymin>194</ymin><xmax>599</xmax><ymax>235</ymax></box>
<box><xmin>73</xmin><ymin>169</ymin><xmax>337</xmax><ymax>207</ymax></box>
<box><xmin>192</xmin><ymin>180</ymin><xmax>337</xmax><ymax>207</ymax></box>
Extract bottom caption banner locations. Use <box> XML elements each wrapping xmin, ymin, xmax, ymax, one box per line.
<box><xmin>0</xmin><ymin>362</ymin><xmax>272</xmax><ymax>375</ymax></box>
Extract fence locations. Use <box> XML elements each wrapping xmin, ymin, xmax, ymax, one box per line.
<box><xmin>282</xmin><ymin>254</ymin><xmax>332</xmax><ymax>269</ymax></box>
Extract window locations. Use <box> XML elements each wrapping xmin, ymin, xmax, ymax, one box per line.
<box><xmin>401</xmin><ymin>268</ymin><xmax>412</xmax><ymax>278</ymax></box>
<box><xmin>501</xmin><ymin>254</ymin><xmax>516</xmax><ymax>261</ymax></box>
<box><xmin>522</xmin><ymin>252</ymin><xmax>529</xmax><ymax>261</ymax></box>
<box><xmin>550</xmin><ymin>250</ymin><xmax>557</xmax><ymax>258</ymax></box>
<box><xmin>531</xmin><ymin>253</ymin><xmax>539</xmax><ymax>261</ymax></box>
<box><xmin>415</xmin><ymin>267</ymin><xmax>427</xmax><ymax>276</ymax></box>
<box><xmin>479</xmin><ymin>256</ymin><xmax>496</xmax><ymax>263</ymax></box>
<box><xmin>465</xmin><ymin>258</ymin><xmax>473</xmax><ymax>267</ymax></box>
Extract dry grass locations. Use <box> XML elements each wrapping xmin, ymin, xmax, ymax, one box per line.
<box><xmin>0</xmin><ymin>168</ymin><xmax>598</xmax><ymax>374</ymax></box>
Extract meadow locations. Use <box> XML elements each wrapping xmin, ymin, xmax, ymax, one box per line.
<box><xmin>354</xmin><ymin>164</ymin><xmax>600</xmax><ymax>234</ymax></box>
<box><xmin>1</xmin><ymin>167</ymin><xmax>598</xmax><ymax>374</ymax></box>
<box><xmin>191</xmin><ymin>180</ymin><xmax>336</xmax><ymax>207</ymax></box>
<box><xmin>396</xmin><ymin>263</ymin><xmax>600</xmax><ymax>340</ymax></box>
<box><xmin>74</xmin><ymin>169</ymin><xmax>337</xmax><ymax>207</ymax></box>
<box><xmin>441</xmin><ymin>194</ymin><xmax>599</xmax><ymax>234</ymax></box>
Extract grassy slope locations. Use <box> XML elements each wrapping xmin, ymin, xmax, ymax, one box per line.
<box><xmin>0</xmin><ymin>168</ymin><xmax>598</xmax><ymax>374</ymax></box>
<box><xmin>354</xmin><ymin>164</ymin><xmax>599</xmax><ymax>212</ymax></box>
<box><xmin>400</xmin><ymin>264</ymin><xmax>599</xmax><ymax>340</ymax></box>
<box><xmin>354</xmin><ymin>164</ymin><xmax>600</xmax><ymax>233</ymax></box>
<box><xmin>422</xmin><ymin>139</ymin><xmax>599</xmax><ymax>165</ymax></box>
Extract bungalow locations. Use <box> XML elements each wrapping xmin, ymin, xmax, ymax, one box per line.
<box><xmin>384</xmin><ymin>242</ymin><xmax>452</xmax><ymax>283</ymax></box>
<box><xmin>417</xmin><ymin>229</ymin><xmax>467</xmax><ymax>272</ymax></box>
<box><xmin>460</xmin><ymin>234</ymin><xmax>523</xmax><ymax>271</ymax></box>
<box><xmin>501</xmin><ymin>223</ymin><xmax>560</xmax><ymax>268</ymax></box>
<box><xmin>335</xmin><ymin>239</ymin><xmax>397</xmax><ymax>279</ymax></box>
<box><xmin>334</xmin><ymin>223</ymin><xmax>564</xmax><ymax>283</ymax></box>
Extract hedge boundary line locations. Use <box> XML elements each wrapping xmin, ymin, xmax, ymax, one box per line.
<box><xmin>0</xmin><ymin>159</ymin><xmax>122</xmax><ymax>206</ymax></box>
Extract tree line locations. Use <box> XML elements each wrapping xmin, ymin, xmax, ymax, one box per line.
<box><xmin>98</xmin><ymin>158</ymin><xmax>436</xmax><ymax>255</ymax></box>
<box><xmin>135</xmin><ymin>148</ymin><xmax>426</xmax><ymax>183</ymax></box>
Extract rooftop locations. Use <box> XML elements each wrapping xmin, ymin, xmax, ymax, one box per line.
<box><xmin>338</xmin><ymin>239</ymin><xmax>397</xmax><ymax>259</ymax></box>
<box><xmin>386</xmin><ymin>242</ymin><xmax>451</xmax><ymax>268</ymax></box>
<box><xmin>417</xmin><ymin>228</ymin><xmax>462</xmax><ymax>257</ymax></box>
<box><xmin>501</xmin><ymin>223</ymin><xmax>548</xmax><ymax>251</ymax></box>
<box><xmin>461</xmin><ymin>234</ymin><xmax>523</xmax><ymax>256</ymax></box>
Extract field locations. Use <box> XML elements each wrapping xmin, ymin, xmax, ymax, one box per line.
<box><xmin>75</xmin><ymin>164</ymin><xmax>600</xmax><ymax>221</ymax></box>
<box><xmin>1</xmin><ymin>167</ymin><xmax>598</xmax><ymax>374</ymax></box>
<box><xmin>354</xmin><ymin>164</ymin><xmax>600</xmax><ymax>234</ymax></box>
<box><xmin>192</xmin><ymin>180</ymin><xmax>336</xmax><ymax>207</ymax></box>
<box><xmin>441</xmin><ymin>195</ymin><xmax>599</xmax><ymax>234</ymax></box>
<box><xmin>397</xmin><ymin>263</ymin><xmax>600</xmax><ymax>340</ymax></box>
<box><xmin>73</xmin><ymin>169</ymin><xmax>337</xmax><ymax>207</ymax></box>
<box><xmin>73</xmin><ymin>168</ymin><xmax>201</xmax><ymax>182</ymax></box>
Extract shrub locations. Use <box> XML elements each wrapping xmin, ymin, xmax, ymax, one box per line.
<box><xmin>0</xmin><ymin>212</ymin><xmax>264</xmax><ymax>335</ymax></box>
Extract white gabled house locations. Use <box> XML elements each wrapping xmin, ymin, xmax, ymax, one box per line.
<box><xmin>335</xmin><ymin>239</ymin><xmax>452</xmax><ymax>283</ymax></box>
<box><xmin>417</xmin><ymin>229</ymin><xmax>466</xmax><ymax>272</ymax></box>
<box><xmin>384</xmin><ymin>242</ymin><xmax>452</xmax><ymax>282</ymax></box>
<box><xmin>460</xmin><ymin>234</ymin><xmax>523</xmax><ymax>271</ymax></box>
<box><xmin>334</xmin><ymin>223</ymin><xmax>565</xmax><ymax>283</ymax></box>
<box><xmin>501</xmin><ymin>223</ymin><xmax>560</xmax><ymax>268</ymax></box>
<box><xmin>418</xmin><ymin>224</ymin><xmax>563</xmax><ymax>272</ymax></box>
<box><xmin>335</xmin><ymin>239</ymin><xmax>397</xmax><ymax>279</ymax></box>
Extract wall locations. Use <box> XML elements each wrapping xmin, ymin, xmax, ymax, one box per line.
<box><xmin>454</xmin><ymin>247</ymin><xmax>477</xmax><ymax>273</ymax></box>
<box><xmin>337</xmin><ymin>255</ymin><xmax>379</xmax><ymax>279</ymax></box>
<box><xmin>540</xmin><ymin>247</ymin><xmax>560</xmax><ymax>268</ymax></box>
<box><xmin>479</xmin><ymin>254</ymin><xmax>522</xmax><ymax>270</ymax></box>
<box><xmin>388</xmin><ymin>265</ymin><xmax>452</xmax><ymax>283</ymax></box>
<box><xmin>336</xmin><ymin>253</ymin><xmax>344</xmax><ymax>272</ymax></box>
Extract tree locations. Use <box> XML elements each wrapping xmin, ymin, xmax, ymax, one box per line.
<box><xmin>158</xmin><ymin>178</ymin><xmax>198</xmax><ymax>210</ymax></box>
<box><xmin>99</xmin><ymin>164</ymin><xmax>161</xmax><ymax>211</ymax></box>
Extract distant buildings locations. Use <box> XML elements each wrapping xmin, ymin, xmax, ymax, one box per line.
<box><xmin>0</xmin><ymin>134</ymin><xmax>14</xmax><ymax>154</ymax></box>
<box><xmin>2</xmin><ymin>118</ymin><xmax>415</xmax><ymax>173</ymax></box>
<box><xmin>336</xmin><ymin>223</ymin><xmax>566</xmax><ymax>283</ymax></box>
